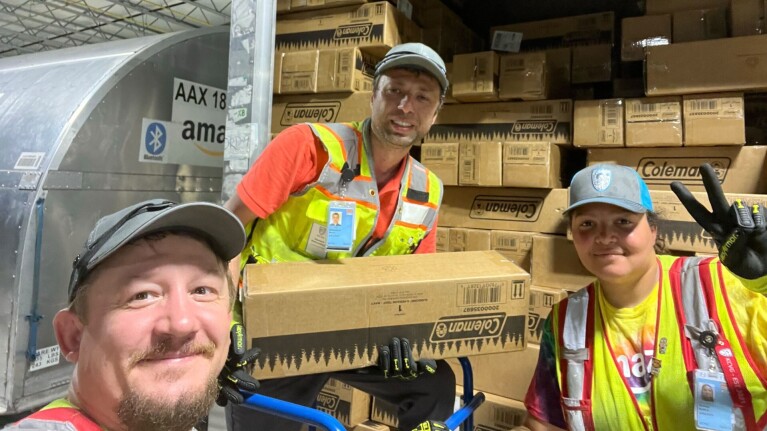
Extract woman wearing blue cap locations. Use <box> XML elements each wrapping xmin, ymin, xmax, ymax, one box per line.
<box><xmin>516</xmin><ymin>163</ymin><xmax>767</xmax><ymax>431</ymax></box>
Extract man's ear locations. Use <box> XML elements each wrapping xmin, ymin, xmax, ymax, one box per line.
<box><xmin>53</xmin><ymin>309</ymin><xmax>84</xmax><ymax>363</ymax></box>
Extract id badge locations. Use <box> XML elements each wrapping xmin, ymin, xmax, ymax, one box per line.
<box><xmin>326</xmin><ymin>201</ymin><xmax>355</xmax><ymax>252</ymax></box>
<box><xmin>694</xmin><ymin>369</ymin><xmax>734</xmax><ymax>431</ymax></box>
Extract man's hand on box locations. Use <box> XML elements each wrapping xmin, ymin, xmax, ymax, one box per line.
<box><xmin>216</xmin><ymin>322</ymin><xmax>261</xmax><ymax>406</ymax></box>
<box><xmin>410</xmin><ymin>420</ymin><xmax>449</xmax><ymax>431</ymax></box>
<box><xmin>671</xmin><ymin>163</ymin><xmax>767</xmax><ymax>280</ymax></box>
<box><xmin>378</xmin><ymin>337</ymin><xmax>437</xmax><ymax>380</ymax></box>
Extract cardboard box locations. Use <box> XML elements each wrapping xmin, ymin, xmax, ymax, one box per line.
<box><xmin>244</xmin><ymin>251</ymin><xmax>530</xmax><ymax>379</ymax></box>
<box><xmin>682</xmin><ymin>93</ymin><xmax>745</xmax><ymax>146</ymax></box>
<box><xmin>587</xmin><ymin>145</ymin><xmax>767</xmax><ymax>193</ymax></box>
<box><xmin>436</xmin><ymin>227</ymin><xmax>449</xmax><ymax>252</ymax></box>
<box><xmin>448</xmin><ymin>228</ymin><xmax>492</xmax><ymax>252</ymax></box>
<box><xmin>651</xmin><ymin>190</ymin><xmax>767</xmax><ymax>253</ymax></box>
<box><xmin>731</xmin><ymin>0</ymin><xmax>765</xmax><ymax>36</ymax></box>
<box><xmin>528</xmin><ymin>285</ymin><xmax>568</xmax><ymax>344</ymax></box>
<box><xmin>271</xmin><ymin>92</ymin><xmax>371</xmax><ymax>133</ymax></box>
<box><xmin>352</xmin><ymin>420</ymin><xmax>393</xmax><ymax>431</ymax></box>
<box><xmin>275</xmin><ymin>2</ymin><xmax>421</xmax><ymax>57</ymax></box>
<box><xmin>459</xmin><ymin>141</ymin><xmax>503</xmax><ymax>186</ymax></box>
<box><xmin>421</xmin><ymin>142</ymin><xmax>459</xmax><ymax>185</ymax></box>
<box><xmin>439</xmin><ymin>187</ymin><xmax>568</xmax><ymax>234</ymax></box>
<box><xmin>571</xmin><ymin>43</ymin><xmax>613</xmax><ymax>84</ymax></box>
<box><xmin>645</xmin><ymin>35</ymin><xmax>767</xmax><ymax>96</ymax></box>
<box><xmin>672</xmin><ymin>8</ymin><xmax>728</xmax><ymax>43</ymax></box>
<box><xmin>574</xmin><ymin>99</ymin><xmax>625</xmax><ymax>148</ymax></box>
<box><xmin>490</xmin><ymin>12</ymin><xmax>615</xmax><ymax>51</ymax></box>
<box><xmin>447</xmin><ymin>345</ymin><xmax>541</xmax><ymax>402</ymax></box>
<box><xmin>645</xmin><ymin>0</ymin><xmax>728</xmax><ymax>14</ymax></box>
<box><xmin>290</xmin><ymin>0</ymin><xmax>367</xmax><ymax>11</ymax></box>
<box><xmin>621</xmin><ymin>15</ymin><xmax>672</xmax><ymax>62</ymax></box>
<box><xmin>370</xmin><ymin>397</ymin><xmax>398</xmax><ymax>428</ymax></box>
<box><xmin>490</xmin><ymin>230</ymin><xmax>535</xmax><ymax>272</ymax></box>
<box><xmin>459</xmin><ymin>388</ymin><xmax>527</xmax><ymax>429</ymax></box>
<box><xmin>502</xmin><ymin>141</ymin><xmax>562</xmax><ymax>188</ymax></box>
<box><xmin>314</xmin><ymin>378</ymin><xmax>372</xmax><ymax>428</ymax></box>
<box><xmin>531</xmin><ymin>234</ymin><xmax>595</xmax><ymax>291</ymax></box>
<box><xmin>317</xmin><ymin>47</ymin><xmax>377</xmax><ymax>93</ymax></box>
<box><xmin>452</xmin><ymin>51</ymin><xmax>500</xmax><ymax>102</ymax></box>
<box><xmin>497</xmin><ymin>48</ymin><xmax>571</xmax><ymax>101</ymax></box>
<box><xmin>279</xmin><ymin>50</ymin><xmax>319</xmax><ymax>94</ymax></box>
<box><xmin>426</xmin><ymin>100</ymin><xmax>573</xmax><ymax>145</ymax></box>
<box><xmin>625</xmin><ymin>97</ymin><xmax>683</xmax><ymax>147</ymax></box>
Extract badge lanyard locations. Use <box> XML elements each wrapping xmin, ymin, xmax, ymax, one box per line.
<box><xmin>326</xmin><ymin>162</ymin><xmax>357</xmax><ymax>252</ymax></box>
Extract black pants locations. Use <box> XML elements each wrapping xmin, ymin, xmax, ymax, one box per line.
<box><xmin>227</xmin><ymin>360</ymin><xmax>455</xmax><ymax>431</ymax></box>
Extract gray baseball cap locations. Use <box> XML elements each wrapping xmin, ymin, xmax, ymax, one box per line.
<box><xmin>565</xmin><ymin>163</ymin><xmax>654</xmax><ymax>214</ymax></box>
<box><xmin>68</xmin><ymin>199</ymin><xmax>245</xmax><ymax>302</ymax></box>
<box><xmin>375</xmin><ymin>42</ymin><xmax>449</xmax><ymax>94</ymax></box>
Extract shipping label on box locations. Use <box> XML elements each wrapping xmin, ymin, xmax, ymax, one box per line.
<box><xmin>244</xmin><ymin>251</ymin><xmax>530</xmax><ymax>379</ymax></box>
<box><xmin>448</xmin><ymin>345</ymin><xmax>541</xmax><ymax>402</ymax></box>
<box><xmin>421</xmin><ymin>142</ymin><xmax>459</xmax><ymax>186</ymax></box>
<box><xmin>625</xmin><ymin>97</ymin><xmax>683</xmax><ymax>147</ymax></box>
<box><xmin>528</xmin><ymin>285</ymin><xmax>568</xmax><ymax>344</ymax></box>
<box><xmin>587</xmin><ymin>145</ymin><xmax>767</xmax><ymax>193</ymax></box>
<box><xmin>315</xmin><ymin>378</ymin><xmax>372</xmax><ymax>428</ymax></box>
<box><xmin>452</xmin><ymin>51</ymin><xmax>500</xmax><ymax>102</ymax></box>
<box><xmin>683</xmin><ymin>93</ymin><xmax>745</xmax><ymax>146</ymax></box>
<box><xmin>440</xmin><ymin>187</ymin><xmax>568</xmax><ymax>234</ymax></box>
<box><xmin>531</xmin><ymin>234</ymin><xmax>595</xmax><ymax>291</ymax></box>
<box><xmin>459</xmin><ymin>141</ymin><xmax>503</xmax><ymax>186</ymax></box>
<box><xmin>502</xmin><ymin>141</ymin><xmax>562</xmax><ymax>188</ymax></box>
<box><xmin>426</xmin><ymin>100</ymin><xmax>573</xmax><ymax>145</ymax></box>
<box><xmin>491</xmin><ymin>230</ymin><xmax>535</xmax><ymax>272</ymax></box>
<box><xmin>574</xmin><ymin>99</ymin><xmax>625</xmax><ymax>148</ymax></box>
<box><xmin>271</xmin><ymin>92</ymin><xmax>372</xmax><ymax>133</ymax></box>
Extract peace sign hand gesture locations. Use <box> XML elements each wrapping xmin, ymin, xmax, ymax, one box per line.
<box><xmin>670</xmin><ymin>163</ymin><xmax>767</xmax><ymax>280</ymax></box>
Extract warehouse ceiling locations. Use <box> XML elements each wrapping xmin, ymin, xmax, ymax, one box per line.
<box><xmin>0</xmin><ymin>0</ymin><xmax>643</xmax><ymax>59</ymax></box>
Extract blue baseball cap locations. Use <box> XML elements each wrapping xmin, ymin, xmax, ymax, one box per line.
<box><xmin>565</xmin><ymin>164</ymin><xmax>653</xmax><ymax>214</ymax></box>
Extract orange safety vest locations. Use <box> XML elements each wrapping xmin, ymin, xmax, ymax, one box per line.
<box><xmin>6</xmin><ymin>398</ymin><xmax>104</xmax><ymax>430</ymax></box>
<box><xmin>552</xmin><ymin>255</ymin><xmax>767</xmax><ymax>431</ymax></box>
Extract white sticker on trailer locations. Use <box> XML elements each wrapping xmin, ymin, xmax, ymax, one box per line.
<box><xmin>29</xmin><ymin>345</ymin><xmax>60</xmax><ymax>372</ymax></box>
<box><xmin>14</xmin><ymin>152</ymin><xmax>45</xmax><ymax>170</ymax></box>
<box><xmin>140</xmin><ymin>118</ymin><xmax>223</xmax><ymax>168</ymax></box>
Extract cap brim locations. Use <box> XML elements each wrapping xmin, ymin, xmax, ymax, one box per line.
<box><xmin>564</xmin><ymin>197</ymin><xmax>649</xmax><ymax>215</ymax></box>
<box><xmin>377</xmin><ymin>54</ymin><xmax>449</xmax><ymax>92</ymax></box>
<box><xmin>86</xmin><ymin>202</ymin><xmax>245</xmax><ymax>270</ymax></box>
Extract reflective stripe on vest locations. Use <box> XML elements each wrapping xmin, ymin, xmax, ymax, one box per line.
<box><xmin>242</xmin><ymin>120</ymin><xmax>441</xmax><ymax>264</ymax></box>
<box><xmin>561</xmin><ymin>287</ymin><xmax>592</xmax><ymax>431</ymax></box>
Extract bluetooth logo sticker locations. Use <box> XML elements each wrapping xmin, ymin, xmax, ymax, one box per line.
<box><xmin>145</xmin><ymin>122</ymin><xmax>166</xmax><ymax>155</ymax></box>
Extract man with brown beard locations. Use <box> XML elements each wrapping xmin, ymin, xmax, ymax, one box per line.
<box><xmin>4</xmin><ymin>199</ymin><xmax>256</xmax><ymax>431</ymax></box>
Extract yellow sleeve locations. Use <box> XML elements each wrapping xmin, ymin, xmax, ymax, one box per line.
<box><xmin>731</xmin><ymin>272</ymin><xmax>767</xmax><ymax>295</ymax></box>
<box><xmin>721</xmin><ymin>266</ymin><xmax>767</xmax><ymax>377</ymax></box>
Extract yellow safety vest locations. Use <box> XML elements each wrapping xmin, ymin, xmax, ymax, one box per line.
<box><xmin>551</xmin><ymin>255</ymin><xmax>767</xmax><ymax>431</ymax></box>
<box><xmin>241</xmin><ymin>120</ymin><xmax>442</xmax><ymax>267</ymax></box>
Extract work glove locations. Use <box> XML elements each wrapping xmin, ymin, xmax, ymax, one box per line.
<box><xmin>671</xmin><ymin>163</ymin><xmax>767</xmax><ymax>280</ymax></box>
<box><xmin>378</xmin><ymin>337</ymin><xmax>437</xmax><ymax>380</ymax></box>
<box><xmin>216</xmin><ymin>322</ymin><xmax>261</xmax><ymax>406</ymax></box>
<box><xmin>411</xmin><ymin>420</ymin><xmax>449</xmax><ymax>431</ymax></box>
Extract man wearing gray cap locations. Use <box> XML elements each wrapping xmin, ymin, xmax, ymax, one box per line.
<box><xmin>224</xmin><ymin>42</ymin><xmax>454</xmax><ymax>431</ymax></box>
<box><xmin>5</xmin><ymin>200</ymin><xmax>259</xmax><ymax>431</ymax></box>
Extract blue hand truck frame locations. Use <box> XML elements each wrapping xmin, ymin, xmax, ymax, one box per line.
<box><xmin>243</xmin><ymin>358</ymin><xmax>483</xmax><ymax>431</ymax></box>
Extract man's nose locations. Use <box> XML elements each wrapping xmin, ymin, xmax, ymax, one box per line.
<box><xmin>397</xmin><ymin>94</ymin><xmax>415</xmax><ymax>113</ymax></box>
<box><xmin>157</xmin><ymin>291</ymin><xmax>199</xmax><ymax>336</ymax></box>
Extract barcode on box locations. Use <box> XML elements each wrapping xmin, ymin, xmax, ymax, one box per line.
<box><xmin>689</xmin><ymin>100</ymin><xmax>718</xmax><ymax>111</ymax></box>
<box><xmin>493</xmin><ymin>407</ymin><xmax>524</xmax><ymax>427</ymax></box>
<box><xmin>496</xmin><ymin>238</ymin><xmax>517</xmax><ymax>248</ymax></box>
<box><xmin>340</xmin><ymin>51</ymin><xmax>351</xmax><ymax>73</ymax></box>
<box><xmin>425</xmin><ymin>147</ymin><xmax>444</xmax><ymax>158</ymax></box>
<box><xmin>602</xmin><ymin>104</ymin><xmax>619</xmax><ymax>126</ymax></box>
<box><xmin>460</xmin><ymin>282</ymin><xmax>503</xmax><ymax>305</ymax></box>
<box><xmin>632</xmin><ymin>102</ymin><xmax>658</xmax><ymax>113</ymax></box>
<box><xmin>531</xmin><ymin>104</ymin><xmax>553</xmax><ymax>115</ymax></box>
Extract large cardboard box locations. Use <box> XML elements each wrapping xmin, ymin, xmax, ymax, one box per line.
<box><xmin>460</xmin><ymin>388</ymin><xmax>527</xmax><ymax>429</ymax></box>
<box><xmin>448</xmin><ymin>228</ymin><xmax>492</xmax><ymax>252</ymax></box>
<box><xmin>314</xmin><ymin>378</ymin><xmax>372</xmax><ymax>428</ymax></box>
<box><xmin>490</xmin><ymin>12</ymin><xmax>615</xmax><ymax>51</ymax></box>
<box><xmin>731</xmin><ymin>0</ymin><xmax>765</xmax><ymax>36</ymax></box>
<box><xmin>421</xmin><ymin>142</ymin><xmax>459</xmax><ymax>186</ymax></box>
<box><xmin>571</xmin><ymin>43</ymin><xmax>613</xmax><ymax>84</ymax></box>
<box><xmin>244</xmin><ymin>251</ymin><xmax>530</xmax><ymax>379</ymax></box>
<box><xmin>317</xmin><ymin>47</ymin><xmax>377</xmax><ymax>93</ymax></box>
<box><xmin>502</xmin><ymin>141</ymin><xmax>562</xmax><ymax>188</ymax></box>
<box><xmin>645</xmin><ymin>35</ymin><xmax>767</xmax><ymax>96</ymax></box>
<box><xmin>621</xmin><ymin>15</ymin><xmax>672</xmax><ymax>62</ymax></box>
<box><xmin>490</xmin><ymin>230</ymin><xmax>535</xmax><ymax>272</ymax></box>
<box><xmin>275</xmin><ymin>2</ymin><xmax>421</xmax><ymax>56</ymax></box>
<box><xmin>459</xmin><ymin>141</ymin><xmax>503</xmax><ymax>186</ymax></box>
<box><xmin>531</xmin><ymin>234</ymin><xmax>595</xmax><ymax>291</ymax></box>
<box><xmin>498</xmin><ymin>48</ymin><xmax>571</xmax><ymax>101</ymax></box>
<box><xmin>528</xmin><ymin>285</ymin><xmax>569</xmax><ymax>344</ymax></box>
<box><xmin>682</xmin><ymin>93</ymin><xmax>745</xmax><ymax>146</ymax></box>
<box><xmin>651</xmin><ymin>190</ymin><xmax>767</xmax><ymax>253</ymax></box>
<box><xmin>625</xmin><ymin>97</ymin><xmax>683</xmax><ymax>147</ymax></box>
<box><xmin>439</xmin><ymin>187</ymin><xmax>568</xmax><ymax>234</ymax></box>
<box><xmin>672</xmin><ymin>8</ymin><xmax>728</xmax><ymax>43</ymax></box>
<box><xmin>279</xmin><ymin>50</ymin><xmax>319</xmax><ymax>94</ymax></box>
<box><xmin>448</xmin><ymin>345</ymin><xmax>541</xmax><ymax>402</ymax></box>
<box><xmin>574</xmin><ymin>99</ymin><xmax>625</xmax><ymax>148</ymax></box>
<box><xmin>452</xmin><ymin>51</ymin><xmax>500</xmax><ymax>102</ymax></box>
<box><xmin>645</xmin><ymin>0</ymin><xmax>728</xmax><ymax>14</ymax></box>
<box><xmin>271</xmin><ymin>92</ymin><xmax>371</xmax><ymax>133</ymax></box>
<box><xmin>587</xmin><ymin>145</ymin><xmax>767</xmax><ymax>193</ymax></box>
<box><xmin>426</xmin><ymin>100</ymin><xmax>573</xmax><ymax>145</ymax></box>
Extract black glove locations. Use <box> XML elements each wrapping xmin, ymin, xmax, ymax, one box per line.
<box><xmin>671</xmin><ymin>163</ymin><xmax>767</xmax><ymax>279</ymax></box>
<box><xmin>378</xmin><ymin>337</ymin><xmax>437</xmax><ymax>380</ymax></box>
<box><xmin>217</xmin><ymin>322</ymin><xmax>261</xmax><ymax>406</ymax></box>
<box><xmin>411</xmin><ymin>420</ymin><xmax>449</xmax><ymax>431</ymax></box>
